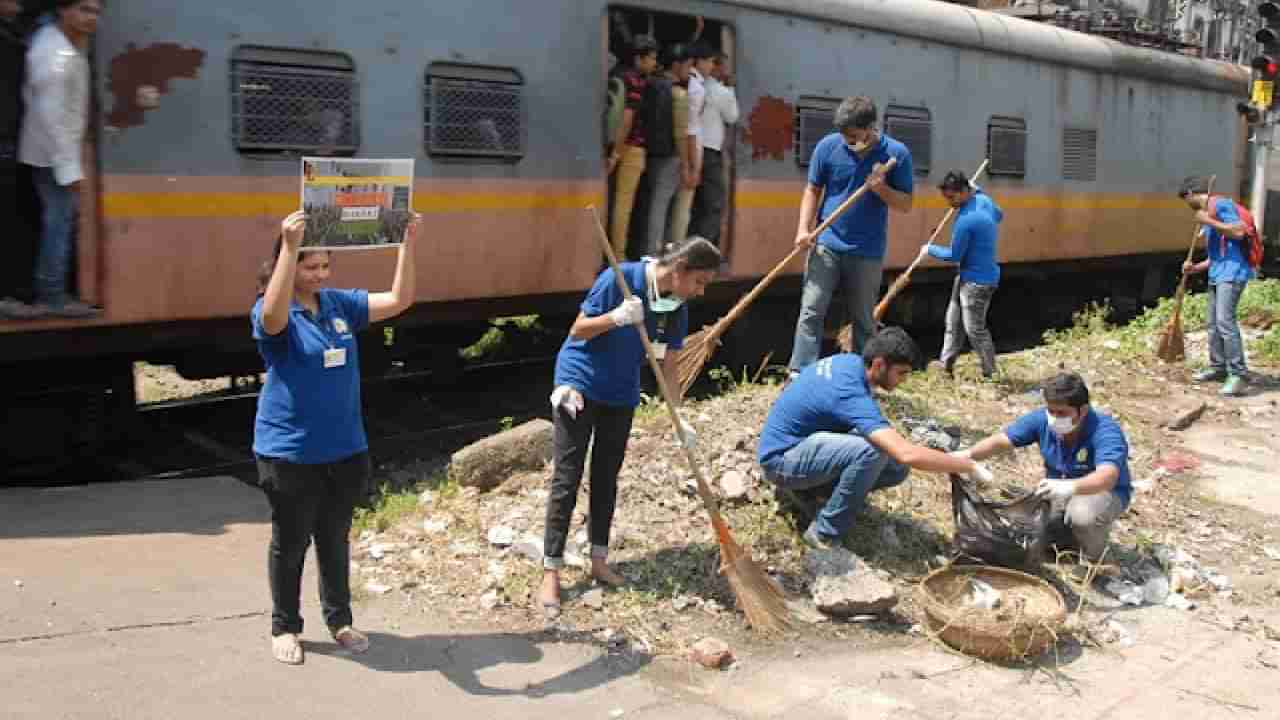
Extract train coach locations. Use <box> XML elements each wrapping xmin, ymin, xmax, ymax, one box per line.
<box><xmin>0</xmin><ymin>0</ymin><xmax>1252</xmax><ymax>473</ymax></box>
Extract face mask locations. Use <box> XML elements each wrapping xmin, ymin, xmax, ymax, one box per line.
<box><xmin>647</xmin><ymin>261</ymin><xmax>684</xmax><ymax>313</ymax></box>
<box><xmin>1046</xmin><ymin>409</ymin><xmax>1078</xmax><ymax>436</ymax></box>
<box><xmin>845</xmin><ymin>131</ymin><xmax>875</xmax><ymax>153</ymax></box>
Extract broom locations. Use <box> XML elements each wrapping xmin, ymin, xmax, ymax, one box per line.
<box><xmin>1156</xmin><ymin>174</ymin><xmax>1215</xmax><ymax>363</ymax></box>
<box><xmin>674</xmin><ymin>157</ymin><xmax>899</xmax><ymax>396</ymax></box>
<box><xmin>586</xmin><ymin>205</ymin><xmax>792</xmax><ymax>633</ymax></box>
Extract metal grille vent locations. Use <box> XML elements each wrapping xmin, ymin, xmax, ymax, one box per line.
<box><xmin>231</xmin><ymin>55</ymin><xmax>359</xmax><ymax>155</ymax></box>
<box><xmin>1062</xmin><ymin>127</ymin><xmax>1098</xmax><ymax>182</ymax></box>
<box><xmin>794</xmin><ymin>97</ymin><xmax>840</xmax><ymax>167</ymax></box>
<box><xmin>424</xmin><ymin>64</ymin><xmax>524</xmax><ymax>159</ymax></box>
<box><xmin>884</xmin><ymin>105</ymin><xmax>931</xmax><ymax>176</ymax></box>
<box><xmin>987</xmin><ymin>117</ymin><xmax>1027</xmax><ymax>177</ymax></box>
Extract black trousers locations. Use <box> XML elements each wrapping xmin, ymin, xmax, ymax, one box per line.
<box><xmin>542</xmin><ymin>396</ymin><xmax>635</xmax><ymax>566</ymax></box>
<box><xmin>257</xmin><ymin>452</ymin><xmax>370</xmax><ymax>637</ymax></box>
<box><xmin>0</xmin><ymin>151</ymin><xmax>37</xmax><ymax>302</ymax></box>
<box><xmin>691</xmin><ymin>148</ymin><xmax>726</xmax><ymax>243</ymax></box>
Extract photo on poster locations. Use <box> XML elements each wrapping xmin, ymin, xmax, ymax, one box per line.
<box><xmin>300</xmin><ymin>157</ymin><xmax>414</xmax><ymax>249</ymax></box>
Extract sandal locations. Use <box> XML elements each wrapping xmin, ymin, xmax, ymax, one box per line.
<box><xmin>331</xmin><ymin>626</ymin><xmax>370</xmax><ymax>654</ymax></box>
<box><xmin>272</xmin><ymin>633</ymin><xmax>304</xmax><ymax>665</ymax></box>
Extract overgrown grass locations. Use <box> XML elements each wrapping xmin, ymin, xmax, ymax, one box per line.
<box><xmin>352</xmin><ymin>470</ymin><xmax>456</xmax><ymax>534</ymax></box>
<box><xmin>460</xmin><ymin>315</ymin><xmax>544</xmax><ymax>360</ymax></box>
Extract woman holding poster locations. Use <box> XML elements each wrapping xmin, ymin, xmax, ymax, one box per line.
<box><xmin>251</xmin><ymin>208</ymin><xmax>421</xmax><ymax>665</ymax></box>
<box><xmin>539</xmin><ymin>237</ymin><xmax>722</xmax><ymax>617</ymax></box>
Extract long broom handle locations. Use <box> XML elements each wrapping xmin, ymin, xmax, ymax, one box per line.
<box><xmin>711</xmin><ymin>157</ymin><xmax>900</xmax><ymax>331</ymax></box>
<box><xmin>872</xmin><ymin>158</ymin><xmax>990</xmax><ymax>322</ymax></box>
<box><xmin>1173</xmin><ymin>174</ymin><xmax>1216</xmax><ymax>302</ymax></box>
<box><xmin>587</xmin><ymin>205</ymin><xmax>723</xmax><ymax>517</ymax></box>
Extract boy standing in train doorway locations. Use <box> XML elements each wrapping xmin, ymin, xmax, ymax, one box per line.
<box><xmin>788</xmin><ymin>96</ymin><xmax>913</xmax><ymax>379</ymax></box>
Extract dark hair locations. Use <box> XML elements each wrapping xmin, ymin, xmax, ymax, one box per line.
<box><xmin>1177</xmin><ymin>175</ymin><xmax>1209</xmax><ymax>198</ymax></box>
<box><xmin>631</xmin><ymin>34</ymin><xmax>658</xmax><ymax>56</ymax></box>
<box><xmin>56</xmin><ymin>0</ymin><xmax>102</xmax><ymax>10</ymax></box>
<box><xmin>658</xmin><ymin>235</ymin><xmax>722</xmax><ymax>272</ymax></box>
<box><xmin>688</xmin><ymin>41</ymin><xmax>714</xmax><ymax>60</ymax></box>
<box><xmin>255</xmin><ymin>235</ymin><xmax>327</xmax><ymax>295</ymax></box>
<box><xmin>862</xmin><ymin>326</ymin><xmax>921</xmax><ymax>369</ymax></box>
<box><xmin>938</xmin><ymin>170</ymin><xmax>970</xmax><ymax>193</ymax></box>
<box><xmin>713</xmin><ymin>52</ymin><xmax>730</xmax><ymax>65</ymax></box>
<box><xmin>1042</xmin><ymin>372</ymin><xmax>1090</xmax><ymax>408</ymax></box>
<box><xmin>660</xmin><ymin>43</ymin><xmax>689</xmax><ymax>68</ymax></box>
<box><xmin>834</xmin><ymin>96</ymin><xmax>877</xmax><ymax>132</ymax></box>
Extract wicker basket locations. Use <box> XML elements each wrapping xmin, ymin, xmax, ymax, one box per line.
<box><xmin>918</xmin><ymin>565</ymin><xmax>1067</xmax><ymax>661</ymax></box>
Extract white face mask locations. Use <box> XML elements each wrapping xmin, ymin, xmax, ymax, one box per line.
<box><xmin>646</xmin><ymin>261</ymin><xmax>684</xmax><ymax>314</ymax></box>
<box><xmin>1046</xmin><ymin>409</ymin><xmax>1078</xmax><ymax>436</ymax></box>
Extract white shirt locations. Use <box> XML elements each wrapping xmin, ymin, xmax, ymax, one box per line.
<box><xmin>699</xmin><ymin>76</ymin><xmax>739</xmax><ymax>152</ymax></box>
<box><xmin>686</xmin><ymin>70</ymin><xmax>706</xmax><ymax>144</ymax></box>
<box><xmin>19</xmin><ymin>24</ymin><xmax>89</xmax><ymax>185</ymax></box>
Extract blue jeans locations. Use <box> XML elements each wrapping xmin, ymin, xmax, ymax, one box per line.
<box><xmin>32</xmin><ymin>166</ymin><xmax>78</xmax><ymax>305</ymax></box>
<box><xmin>1207</xmin><ymin>281</ymin><xmax>1247</xmax><ymax>377</ymax></box>
<box><xmin>763</xmin><ymin>432</ymin><xmax>910</xmax><ymax>539</ymax></box>
<box><xmin>790</xmin><ymin>245</ymin><xmax>883</xmax><ymax>372</ymax></box>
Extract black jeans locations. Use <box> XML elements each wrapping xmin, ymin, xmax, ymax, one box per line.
<box><xmin>542</xmin><ymin>396</ymin><xmax>635</xmax><ymax>568</ymax></box>
<box><xmin>692</xmin><ymin>147</ymin><xmax>726</xmax><ymax>243</ymax></box>
<box><xmin>257</xmin><ymin>452</ymin><xmax>370</xmax><ymax>637</ymax></box>
<box><xmin>0</xmin><ymin>150</ymin><xmax>37</xmax><ymax>302</ymax></box>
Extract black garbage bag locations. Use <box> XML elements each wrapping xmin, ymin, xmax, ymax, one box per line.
<box><xmin>949</xmin><ymin>474</ymin><xmax>1050</xmax><ymax>569</ymax></box>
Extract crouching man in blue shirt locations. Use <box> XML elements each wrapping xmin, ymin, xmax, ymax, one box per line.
<box><xmin>920</xmin><ymin>170</ymin><xmax>1003</xmax><ymax>378</ymax></box>
<box><xmin>954</xmin><ymin>372</ymin><xmax>1132</xmax><ymax>562</ymax></box>
<box><xmin>758</xmin><ymin>327</ymin><xmax>993</xmax><ymax>549</ymax></box>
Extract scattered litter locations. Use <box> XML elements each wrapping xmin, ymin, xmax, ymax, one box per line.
<box><xmin>1165</xmin><ymin>593</ymin><xmax>1196</xmax><ymax>611</ymax></box>
<box><xmin>964</xmin><ymin>578</ymin><xmax>1003</xmax><ymax>610</ymax></box>
<box><xmin>364</xmin><ymin>582</ymin><xmax>393</xmax><ymax>595</ymax></box>
<box><xmin>1204</xmin><ymin>572</ymin><xmax>1233</xmax><ymax>591</ymax></box>
<box><xmin>418</xmin><ymin>490</ymin><xmax>435</xmax><ymax>506</ymax></box>
<box><xmin>423</xmin><ymin>517</ymin><xmax>451</xmax><ymax>534</ymax></box>
<box><xmin>609</xmin><ymin>709</ymin><xmax>625</xmax><ymax>719</ymax></box>
<box><xmin>672</xmin><ymin>595</ymin><xmax>700</xmax><ymax>612</ymax></box>
<box><xmin>1142</xmin><ymin>575</ymin><xmax>1171</xmax><ymax>605</ymax></box>
<box><xmin>480</xmin><ymin>589</ymin><xmax>502</xmax><ymax>610</ymax></box>
<box><xmin>582</xmin><ymin>588</ymin><xmax>605</xmax><ymax>610</ymax></box>
<box><xmin>1263</xmin><ymin>546</ymin><xmax>1280</xmax><ymax>562</ymax></box>
<box><xmin>1102</xmin><ymin>339</ymin><xmax>1121</xmax><ymax>350</ymax></box>
<box><xmin>903</xmin><ymin>417</ymin><xmax>958</xmax><ymax>452</ymax></box>
<box><xmin>487</xmin><ymin>525</ymin><xmax>516</xmax><ymax>547</ymax></box>
<box><xmin>13</xmin><ymin>580</ymin><xmax>22</xmax><ymax>589</ymax></box>
<box><xmin>1101</xmin><ymin>618</ymin><xmax>1135</xmax><ymax>647</ymax></box>
<box><xmin>689</xmin><ymin>637</ymin><xmax>734</xmax><ymax>669</ymax></box>
<box><xmin>1105</xmin><ymin>579</ymin><xmax>1144</xmax><ymax>606</ymax></box>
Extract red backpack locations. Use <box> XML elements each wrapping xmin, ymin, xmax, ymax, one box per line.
<box><xmin>1213</xmin><ymin>197</ymin><xmax>1264</xmax><ymax>269</ymax></box>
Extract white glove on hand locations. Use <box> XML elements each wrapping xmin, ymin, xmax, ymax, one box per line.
<box><xmin>549</xmin><ymin>385</ymin><xmax>584</xmax><ymax>419</ymax></box>
<box><xmin>1035</xmin><ymin>478</ymin><xmax>1077</xmax><ymax>503</ymax></box>
<box><xmin>608</xmin><ymin>297</ymin><xmax>644</xmax><ymax>328</ymax></box>
<box><xmin>675</xmin><ymin>418</ymin><xmax>698</xmax><ymax>450</ymax></box>
<box><xmin>917</xmin><ymin>244</ymin><xmax>931</xmax><ymax>262</ymax></box>
<box><xmin>967</xmin><ymin>461</ymin><xmax>993</xmax><ymax>483</ymax></box>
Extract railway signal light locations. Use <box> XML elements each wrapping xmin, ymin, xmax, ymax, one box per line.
<box><xmin>1259</xmin><ymin>2</ymin><xmax>1280</xmax><ymax>46</ymax></box>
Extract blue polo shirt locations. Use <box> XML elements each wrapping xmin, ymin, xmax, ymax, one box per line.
<box><xmin>808</xmin><ymin>133</ymin><xmax>914</xmax><ymax>258</ymax></box>
<box><xmin>757</xmin><ymin>354</ymin><xmax>891</xmax><ymax>467</ymax></box>
<box><xmin>1004</xmin><ymin>408</ymin><xmax>1132</xmax><ymax>508</ymax></box>
<box><xmin>1204</xmin><ymin>197</ymin><xmax>1254</xmax><ymax>285</ymax></box>
<box><xmin>554</xmin><ymin>262</ymin><xmax>688</xmax><ymax>408</ymax></box>
<box><xmin>251</xmin><ymin>288</ymin><xmax>370</xmax><ymax>464</ymax></box>
<box><xmin>927</xmin><ymin>188</ymin><xmax>1002</xmax><ymax>286</ymax></box>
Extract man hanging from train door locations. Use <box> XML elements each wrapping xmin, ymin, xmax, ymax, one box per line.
<box><xmin>788</xmin><ymin>96</ymin><xmax>913</xmax><ymax>379</ymax></box>
<box><xmin>0</xmin><ymin>0</ymin><xmax>40</xmax><ymax>320</ymax></box>
<box><xmin>606</xmin><ymin>34</ymin><xmax>659</xmax><ymax>260</ymax></box>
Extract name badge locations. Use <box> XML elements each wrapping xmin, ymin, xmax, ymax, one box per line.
<box><xmin>324</xmin><ymin>348</ymin><xmax>347</xmax><ymax>368</ymax></box>
<box><xmin>652</xmin><ymin>342</ymin><xmax>667</xmax><ymax>361</ymax></box>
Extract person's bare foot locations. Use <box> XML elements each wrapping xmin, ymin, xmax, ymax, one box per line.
<box><xmin>272</xmin><ymin>633</ymin><xmax>304</xmax><ymax>665</ymax></box>
<box><xmin>590</xmin><ymin>561</ymin><xmax>627</xmax><ymax>587</ymax></box>
<box><xmin>539</xmin><ymin>570</ymin><xmax>561</xmax><ymax>618</ymax></box>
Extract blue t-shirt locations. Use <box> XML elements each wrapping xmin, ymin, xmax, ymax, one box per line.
<box><xmin>1004</xmin><ymin>408</ymin><xmax>1132</xmax><ymax>508</ymax></box>
<box><xmin>1205</xmin><ymin>196</ymin><xmax>1254</xmax><ymax>285</ymax></box>
<box><xmin>757</xmin><ymin>354</ymin><xmax>891</xmax><ymax>466</ymax></box>
<box><xmin>808</xmin><ymin>133</ymin><xmax>914</xmax><ymax>258</ymax></box>
<box><xmin>553</xmin><ymin>262</ymin><xmax>688</xmax><ymax>408</ymax></box>
<box><xmin>251</xmin><ymin>288</ymin><xmax>370</xmax><ymax>464</ymax></box>
<box><xmin>927</xmin><ymin>188</ymin><xmax>1002</xmax><ymax>286</ymax></box>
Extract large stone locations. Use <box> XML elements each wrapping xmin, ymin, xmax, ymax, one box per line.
<box><xmin>719</xmin><ymin>470</ymin><xmax>750</xmax><ymax>501</ymax></box>
<box><xmin>806</xmin><ymin>547</ymin><xmax>899</xmax><ymax>617</ymax></box>
<box><xmin>689</xmin><ymin>637</ymin><xmax>734</xmax><ymax>669</ymax></box>
<box><xmin>449</xmin><ymin>419</ymin><xmax>553</xmax><ymax>490</ymax></box>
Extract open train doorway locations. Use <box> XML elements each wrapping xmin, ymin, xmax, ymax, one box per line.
<box><xmin>601</xmin><ymin>6</ymin><xmax>737</xmax><ymax>263</ymax></box>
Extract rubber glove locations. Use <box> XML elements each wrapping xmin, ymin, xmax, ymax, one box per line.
<box><xmin>1036</xmin><ymin>478</ymin><xmax>1077</xmax><ymax>503</ymax></box>
<box><xmin>549</xmin><ymin>385</ymin><xmax>584</xmax><ymax>419</ymax></box>
<box><xmin>608</xmin><ymin>296</ymin><xmax>644</xmax><ymax>327</ymax></box>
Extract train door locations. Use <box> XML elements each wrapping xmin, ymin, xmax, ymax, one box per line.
<box><xmin>602</xmin><ymin>6</ymin><xmax>737</xmax><ymax>262</ymax></box>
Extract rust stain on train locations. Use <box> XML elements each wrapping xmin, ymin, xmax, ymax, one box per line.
<box><xmin>743</xmin><ymin>95</ymin><xmax>794</xmax><ymax>162</ymax></box>
<box><xmin>106</xmin><ymin>43</ymin><xmax>207</xmax><ymax>129</ymax></box>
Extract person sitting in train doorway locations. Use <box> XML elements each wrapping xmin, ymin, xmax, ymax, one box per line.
<box><xmin>757</xmin><ymin>326</ymin><xmax>993</xmax><ymax>549</ymax></box>
<box><xmin>251</xmin><ymin>209</ymin><xmax>422</xmax><ymax>665</ymax></box>
<box><xmin>18</xmin><ymin>0</ymin><xmax>101</xmax><ymax>318</ymax></box>
<box><xmin>606</xmin><ymin>34</ymin><xmax>658</xmax><ymax>260</ymax></box>
<box><xmin>539</xmin><ymin>238</ymin><xmax>721</xmax><ymax>617</ymax></box>
<box><xmin>921</xmin><ymin>170</ymin><xmax>1003</xmax><ymax>379</ymax></box>
<box><xmin>952</xmin><ymin>372</ymin><xmax>1133</xmax><ymax>565</ymax></box>
<box><xmin>1177</xmin><ymin>175</ymin><xmax>1253</xmax><ymax>397</ymax></box>
<box><xmin>788</xmin><ymin>96</ymin><xmax>913</xmax><ymax>381</ymax></box>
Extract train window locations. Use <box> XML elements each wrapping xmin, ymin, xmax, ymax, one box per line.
<box><xmin>1062</xmin><ymin>127</ymin><xmax>1098</xmax><ymax>182</ymax></box>
<box><xmin>794</xmin><ymin>97</ymin><xmax>840</xmax><ymax>168</ymax></box>
<box><xmin>987</xmin><ymin>117</ymin><xmax>1027</xmax><ymax>178</ymax></box>
<box><xmin>230</xmin><ymin>47</ymin><xmax>359</xmax><ymax>156</ymax></box>
<box><xmin>424</xmin><ymin>63</ymin><xmax>525</xmax><ymax>160</ymax></box>
<box><xmin>884</xmin><ymin>105</ymin><xmax>931</xmax><ymax>176</ymax></box>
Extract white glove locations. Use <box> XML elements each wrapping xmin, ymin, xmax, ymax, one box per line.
<box><xmin>967</xmin><ymin>461</ymin><xmax>993</xmax><ymax>483</ymax></box>
<box><xmin>549</xmin><ymin>385</ymin><xmax>584</xmax><ymax>419</ymax></box>
<box><xmin>1035</xmin><ymin>478</ymin><xmax>1077</xmax><ymax>502</ymax></box>
<box><xmin>675</xmin><ymin>418</ymin><xmax>698</xmax><ymax>450</ymax></box>
<box><xmin>608</xmin><ymin>296</ymin><xmax>644</xmax><ymax>328</ymax></box>
<box><xmin>917</xmin><ymin>244</ymin><xmax>931</xmax><ymax>262</ymax></box>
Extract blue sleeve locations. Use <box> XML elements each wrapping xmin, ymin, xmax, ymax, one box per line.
<box><xmin>251</xmin><ymin>297</ymin><xmax>285</xmax><ymax>342</ymax></box>
<box><xmin>581</xmin><ymin>268</ymin><xmax>619</xmax><ymax>317</ymax></box>
<box><xmin>331</xmin><ymin>289</ymin><xmax>370</xmax><ymax>333</ymax></box>
<box><xmin>947</xmin><ymin>217</ymin><xmax>974</xmax><ymax>265</ymax></box>
<box><xmin>1004</xmin><ymin>409</ymin><xmax>1043</xmax><ymax>448</ymax></box>
<box><xmin>1214</xmin><ymin>197</ymin><xmax>1240</xmax><ymax>225</ymax></box>
<box><xmin>1091</xmin><ymin>420</ymin><xmax>1129</xmax><ymax>471</ymax></box>
<box><xmin>668</xmin><ymin>305</ymin><xmax>689</xmax><ymax>350</ymax></box>
<box><xmin>833</xmin><ymin>393</ymin><xmax>891</xmax><ymax>437</ymax></box>
<box><xmin>807</xmin><ymin>136</ymin><xmax>832</xmax><ymax>188</ymax></box>
<box><xmin>888</xmin><ymin>144</ymin><xmax>913</xmax><ymax>194</ymax></box>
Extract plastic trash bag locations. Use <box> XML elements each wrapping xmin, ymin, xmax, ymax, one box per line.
<box><xmin>949</xmin><ymin>474</ymin><xmax>1050</xmax><ymax>569</ymax></box>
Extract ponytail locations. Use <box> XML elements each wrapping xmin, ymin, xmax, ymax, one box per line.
<box><xmin>657</xmin><ymin>235</ymin><xmax>722</xmax><ymax>272</ymax></box>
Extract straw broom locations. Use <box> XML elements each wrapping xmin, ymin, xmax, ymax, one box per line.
<box><xmin>586</xmin><ymin>205</ymin><xmax>791</xmax><ymax>633</ymax></box>
<box><xmin>675</xmin><ymin>158</ymin><xmax>899</xmax><ymax>397</ymax></box>
<box><xmin>1156</xmin><ymin>174</ymin><xmax>1216</xmax><ymax>363</ymax></box>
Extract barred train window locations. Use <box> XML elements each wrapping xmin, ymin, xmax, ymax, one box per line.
<box><xmin>230</xmin><ymin>47</ymin><xmax>359</xmax><ymax>156</ymax></box>
<box><xmin>424</xmin><ymin>63</ymin><xmax>525</xmax><ymax>160</ymax></box>
<box><xmin>794</xmin><ymin>97</ymin><xmax>841</xmax><ymax>168</ymax></box>
<box><xmin>1062</xmin><ymin>127</ymin><xmax>1098</xmax><ymax>182</ymax></box>
<box><xmin>987</xmin><ymin>116</ymin><xmax>1027</xmax><ymax>178</ymax></box>
<box><xmin>883</xmin><ymin>105</ymin><xmax>931</xmax><ymax>176</ymax></box>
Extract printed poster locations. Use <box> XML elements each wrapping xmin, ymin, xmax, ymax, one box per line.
<box><xmin>300</xmin><ymin>157</ymin><xmax>414</xmax><ymax>249</ymax></box>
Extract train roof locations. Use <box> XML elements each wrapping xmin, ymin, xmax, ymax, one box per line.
<box><xmin>724</xmin><ymin>0</ymin><xmax>1249</xmax><ymax>95</ymax></box>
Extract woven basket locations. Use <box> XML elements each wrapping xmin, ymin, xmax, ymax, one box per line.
<box><xmin>918</xmin><ymin>565</ymin><xmax>1066</xmax><ymax>661</ymax></box>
